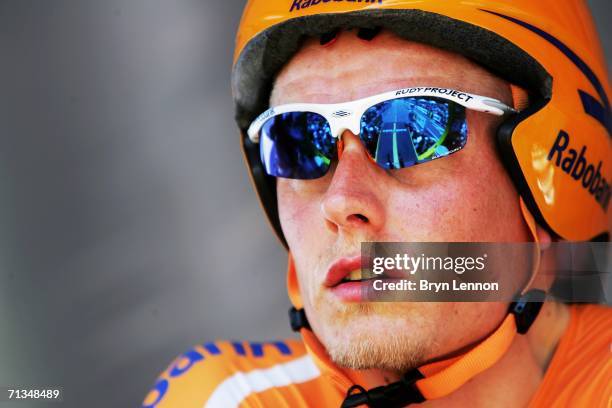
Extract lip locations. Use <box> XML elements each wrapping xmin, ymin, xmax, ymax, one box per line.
<box><xmin>324</xmin><ymin>255</ymin><xmax>363</xmax><ymax>287</ymax></box>
<box><xmin>329</xmin><ymin>281</ymin><xmax>369</xmax><ymax>302</ymax></box>
<box><xmin>323</xmin><ymin>254</ymin><xmax>408</xmax><ymax>302</ymax></box>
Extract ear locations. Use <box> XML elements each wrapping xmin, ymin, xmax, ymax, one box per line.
<box><xmin>534</xmin><ymin>224</ymin><xmax>556</xmax><ymax>291</ymax></box>
<box><xmin>535</xmin><ymin>224</ymin><xmax>552</xmax><ymax>250</ymax></box>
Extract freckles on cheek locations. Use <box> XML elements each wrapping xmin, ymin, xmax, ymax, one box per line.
<box><xmin>388</xmin><ymin>187</ymin><xmax>455</xmax><ymax>239</ymax></box>
<box><xmin>278</xmin><ymin>182</ymin><xmax>323</xmax><ymax>244</ymax></box>
<box><xmin>388</xmin><ymin>176</ymin><xmax>489</xmax><ymax>241</ymax></box>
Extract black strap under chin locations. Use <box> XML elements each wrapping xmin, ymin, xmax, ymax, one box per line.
<box><xmin>341</xmin><ymin>369</ymin><xmax>425</xmax><ymax>408</ymax></box>
<box><xmin>289</xmin><ymin>307</ymin><xmax>310</xmax><ymax>332</ymax></box>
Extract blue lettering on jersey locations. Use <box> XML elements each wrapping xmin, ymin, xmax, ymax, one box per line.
<box><xmin>142</xmin><ymin>378</ymin><xmax>168</xmax><ymax>408</ymax></box>
<box><xmin>249</xmin><ymin>341</ymin><xmax>292</xmax><ymax>357</ymax></box>
<box><xmin>143</xmin><ymin>340</ymin><xmax>293</xmax><ymax>407</ymax></box>
<box><xmin>203</xmin><ymin>342</ymin><xmax>221</xmax><ymax>355</ymax></box>
<box><xmin>169</xmin><ymin>349</ymin><xmax>205</xmax><ymax>377</ymax></box>
<box><xmin>231</xmin><ymin>341</ymin><xmax>247</xmax><ymax>356</ymax></box>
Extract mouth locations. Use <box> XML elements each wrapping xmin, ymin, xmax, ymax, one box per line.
<box><xmin>325</xmin><ymin>254</ymin><xmax>400</xmax><ymax>286</ymax></box>
<box><xmin>339</xmin><ymin>269</ymin><xmax>374</xmax><ymax>284</ymax></box>
<box><xmin>325</xmin><ymin>255</ymin><xmax>366</xmax><ymax>287</ymax></box>
<box><xmin>324</xmin><ymin>255</ymin><xmax>385</xmax><ymax>302</ymax></box>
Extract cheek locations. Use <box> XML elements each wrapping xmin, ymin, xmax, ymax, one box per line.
<box><xmin>386</xmin><ymin>182</ymin><xmax>470</xmax><ymax>241</ymax></box>
<box><xmin>387</xmin><ymin>116</ymin><xmax>528</xmax><ymax>242</ymax></box>
<box><xmin>277</xmin><ymin>179</ymin><xmax>329</xmax><ymax>312</ymax></box>
<box><xmin>460</xmin><ymin>117</ymin><xmax>530</xmax><ymax>241</ymax></box>
<box><xmin>277</xmin><ymin>178</ymin><xmax>327</xmax><ymax>249</ymax></box>
<box><xmin>438</xmin><ymin>302</ymin><xmax>508</xmax><ymax>351</ymax></box>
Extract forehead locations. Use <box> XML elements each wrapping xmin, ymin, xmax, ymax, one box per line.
<box><xmin>271</xmin><ymin>30</ymin><xmax>510</xmax><ymax>106</ymax></box>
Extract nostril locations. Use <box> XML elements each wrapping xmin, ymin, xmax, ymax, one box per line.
<box><xmin>348</xmin><ymin>214</ymin><xmax>369</xmax><ymax>223</ymax></box>
<box><xmin>325</xmin><ymin>218</ymin><xmax>339</xmax><ymax>233</ymax></box>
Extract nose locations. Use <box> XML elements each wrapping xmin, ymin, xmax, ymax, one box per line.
<box><xmin>321</xmin><ymin>130</ymin><xmax>386</xmax><ymax>236</ymax></box>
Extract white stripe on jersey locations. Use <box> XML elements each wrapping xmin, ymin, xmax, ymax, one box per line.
<box><xmin>204</xmin><ymin>354</ymin><xmax>321</xmax><ymax>408</ymax></box>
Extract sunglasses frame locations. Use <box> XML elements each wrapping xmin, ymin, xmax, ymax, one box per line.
<box><xmin>247</xmin><ymin>86</ymin><xmax>517</xmax><ymax>143</ymax></box>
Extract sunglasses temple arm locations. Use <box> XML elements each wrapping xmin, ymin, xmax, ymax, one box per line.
<box><xmin>481</xmin><ymin>99</ymin><xmax>518</xmax><ymax>115</ymax></box>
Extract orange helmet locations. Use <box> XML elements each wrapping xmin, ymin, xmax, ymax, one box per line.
<box><xmin>232</xmin><ymin>0</ymin><xmax>611</xmax><ymax>245</ymax></box>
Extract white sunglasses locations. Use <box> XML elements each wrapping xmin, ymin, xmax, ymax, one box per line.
<box><xmin>247</xmin><ymin>86</ymin><xmax>516</xmax><ymax>179</ymax></box>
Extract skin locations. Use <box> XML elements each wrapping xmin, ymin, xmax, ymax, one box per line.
<box><xmin>271</xmin><ymin>30</ymin><xmax>568</xmax><ymax>405</ymax></box>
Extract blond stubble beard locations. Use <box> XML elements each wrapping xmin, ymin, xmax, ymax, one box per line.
<box><xmin>310</xmin><ymin>299</ymin><xmax>437</xmax><ymax>373</ymax></box>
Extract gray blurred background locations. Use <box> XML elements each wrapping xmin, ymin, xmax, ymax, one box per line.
<box><xmin>0</xmin><ymin>1</ymin><xmax>609</xmax><ymax>407</ymax></box>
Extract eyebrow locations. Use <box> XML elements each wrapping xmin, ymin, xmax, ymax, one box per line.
<box><xmin>271</xmin><ymin>76</ymin><xmax>466</xmax><ymax>106</ymax></box>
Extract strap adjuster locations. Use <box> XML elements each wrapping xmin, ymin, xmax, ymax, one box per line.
<box><xmin>289</xmin><ymin>307</ymin><xmax>310</xmax><ymax>332</ymax></box>
<box><xmin>341</xmin><ymin>369</ymin><xmax>425</xmax><ymax>408</ymax></box>
<box><xmin>509</xmin><ymin>289</ymin><xmax>546</xmax><ymax>334</ymax></box>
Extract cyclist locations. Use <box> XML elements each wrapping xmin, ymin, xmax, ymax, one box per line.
<box><xmin>143</xmin><ymin>1</ymin><xmax>610</xmax><ymax>406</ymax></box>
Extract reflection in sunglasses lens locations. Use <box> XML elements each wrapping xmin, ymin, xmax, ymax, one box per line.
<box><xmin>360</xmin><ymin>97</ymin><xmax>468</xmax><ymax>169</ymax></box>
<box><xmin>260</xmin><ymin>112</ymin><xmax>335</xmax><ymax>179</ymax></box>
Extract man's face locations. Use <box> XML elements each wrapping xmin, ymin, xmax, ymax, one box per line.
<box><xmin>271</xmin><ymin>31</ymin><xmax>532</xmax><ymax>372</ymax></box>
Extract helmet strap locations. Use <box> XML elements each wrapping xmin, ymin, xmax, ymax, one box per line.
<box><xmin>288</xmin><ymin>267</ymin><xmax>545</xmax><ymax>407</ymax></box>
<box><xmin>340</xmin><ymin>289</ymin><xmax>546</xmax><ymax>407</ymax></box>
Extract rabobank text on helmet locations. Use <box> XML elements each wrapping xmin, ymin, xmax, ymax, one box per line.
<box><xmin>290</xmin><ymin>0</ymin><xmax>383</xmax><ymax>13</ymax></box>
<box><xmin>548</xmin><ymin>129</ymin><xmax>610</xmax><ymax>211</ymax></box>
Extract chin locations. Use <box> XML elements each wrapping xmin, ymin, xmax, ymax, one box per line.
<box><xmin>312</xmin><ymin>301</ymin><xmax>434</xmax><ymax>372</ymax></box>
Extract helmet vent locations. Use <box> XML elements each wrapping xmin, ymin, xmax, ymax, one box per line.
<box><xmin>320</xmin><ymin>29</ymin><xmax>339</xmax><ymax>46</ymax></box>
<box><xmin>357</xmin><ymin>26</ymin><xmax>381</xmax><ymax>41</ymax></box>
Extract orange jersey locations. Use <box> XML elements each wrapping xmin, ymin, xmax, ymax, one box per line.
<box><xmin>142</xmin><ymin>304</ymin><xmax>611</xmax><ymax>407</ymax></box>
<box><xmin>527</xmin><ymin>304</ymin><xmax>612</xmax><ymax>407</ymax></box>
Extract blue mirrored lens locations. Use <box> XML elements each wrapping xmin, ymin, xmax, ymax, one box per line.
<box><xmin>259</xmin><ymin>112</ymin><xmax>335</xmax><ymax>179</ymax></box>
<box><xmin>360</xmin><ymin>97</ymin><xmax>467</xmax><ymax>169</ymax></box>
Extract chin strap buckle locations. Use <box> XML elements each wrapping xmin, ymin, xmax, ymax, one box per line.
<box><xmin>289</xmin><ymin>307</ymin><xmax>310</xmax><ymax>332</ymax></box>
<box><xmin>341</xmin><ymin>369</ymin><xmax>425</xmax><ymax>408</ymax></box>
<box><xmin>508</xmin><ymin>289</ymin><xmax>546</xmax><ymax>334</ymax></box>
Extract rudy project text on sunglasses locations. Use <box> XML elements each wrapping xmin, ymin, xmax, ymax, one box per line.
<box><xmin>247</xmin><ymin>86</ymin><xmax>516</xmax><ymax>179</ymax></box>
